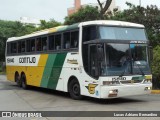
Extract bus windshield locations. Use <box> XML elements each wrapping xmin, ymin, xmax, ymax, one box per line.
<box><xmin>82</xmin><ymin>25</ymin><xmax>151</xmax><ymax>78</ymax></box>
<box><xmin>99</xmin><ymin>26</ymin><xmax>147</xmax><ymax>40</ymax></box>
<box><xmin>101</xmin><ymin>43</ymin><xmax>151</xmax><ymax>76</ymax></box>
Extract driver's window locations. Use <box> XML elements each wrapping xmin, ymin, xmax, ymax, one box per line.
<box><xmin>89</xmin><ymin>45</ymin><xmax>98</xmax><ymax>78</ymax></box>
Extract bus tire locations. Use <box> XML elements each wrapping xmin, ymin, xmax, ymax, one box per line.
<box><xmin>21</xmin><ymin>74</ymin><xmax>28</xmax><ymax>89</ymax></box>
<box><xmin>68</xmin><ymin>78</ymin><xmax>82</xmax><ymax>100</ymax></box>
<box><xmin>15</xmin><ymin>72</ymin><xmax>22</xmax><ymax>87</ymax></box>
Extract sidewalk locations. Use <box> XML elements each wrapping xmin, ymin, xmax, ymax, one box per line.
<box><xmin>151</xmin><ymin>90</ymin><xmax>160</xmax><ymax>94</ymax></box>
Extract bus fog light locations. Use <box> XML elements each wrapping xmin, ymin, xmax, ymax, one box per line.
<box><xmin>144</xmin><ymin>87</ymin><xmax>151</xmax><ymax>90</ymax></box>
<box><xmin>108</xmin><ymin>89</ymin><xmax>118</xmax><ymax>97</ymax></box>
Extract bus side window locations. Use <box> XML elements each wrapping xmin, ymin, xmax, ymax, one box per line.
<box><xmin>31</xmin><ymin>39</ymin><xmax>35</xmax><ymax>52</ymax></box>
<box><xmin>18</xmin><ymin>41</ymin><xmax>21</xmax><ymax>53</ymax></box>
<box><xmin>55</xmin><ymin>34</ymin><xmax>61</xmax><ymax>50</ymax></box>
<box><xmin>42</xmin><ymin>37</ymin><xmax>47</xmax><ymax>51</ymax></box>
<box><xmin>63</xmin><ymin>32</ymin><xmax>70</xmax><ymax>49</ymax></box>
<box><xmin>26</xmin><ymin>39</ymin><xmax>31</xmax><ymax>52</ymax></box>
<box><xmin>83</xmin><ymin>26</ymin><xmax>97</xmax><ymax>42</ymax></box>
<box><xmin>11</xmin><ymin>42</ymin><xmax>17</xmax><ymax>53</ymax></box>
<box><xmin>71</xmin><ymin>31</ymin><xmax>79</xmax><ymax>48</ymax></box>
<box><xmin>7</xmin><ymin>43</ymin><xmax>11</xmax><ymax>55</ymax></box>
<box><xmin>21</xmin><ymin>41</ymin><xmax>25</xmax><ymax>52</ymax></box>
<box><xmin>36</xmin><ymin>37</ymin><xmax>42</xmax><ymax>51</ymax></box>
<box><xmin>49</xmin><ymin>35</ymin><xmax>55</xmax><ymax>50</ymax></box>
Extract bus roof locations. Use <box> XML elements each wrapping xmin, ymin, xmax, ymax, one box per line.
<box><xmin>7</xmin><ymin>20</ymin><xmax>144</xmax><ymax>42</ymax></box>
<box><xmin>80</xmin><ymin>20</ymin><xmax>144</xmax><ymax>28</ymax></box>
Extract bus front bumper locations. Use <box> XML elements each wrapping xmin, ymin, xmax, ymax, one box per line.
<box><xmin>100</xmin><ymin>83</ymin><xmax>152</xmax><ymax>98</ymax></box>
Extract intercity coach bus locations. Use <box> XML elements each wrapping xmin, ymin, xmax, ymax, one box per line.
<box><xmin>6</xmin><ymin>20</ymin><xmax>152</xmax><ymax>99</ymax></box>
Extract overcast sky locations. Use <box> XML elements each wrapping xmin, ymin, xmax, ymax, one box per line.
<box><xmin>0</xmin><ymin>0</ymin><xmax>159</xmax><ymax>22</ymax></box>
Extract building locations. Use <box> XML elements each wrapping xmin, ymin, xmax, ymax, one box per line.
<box><xmin>68</xmin><ymin>0</ymin><xmax>81</xmax><ymax>15</ymax></box>
<box><xmin>19</xmin><ymin>17</ymin><xmax>41</xmax><ymax>27</ymax></box>
<box><xmin>67</xmin><ymin>0</ymin><xmax>120</xmax><ymax>16</ymax></box>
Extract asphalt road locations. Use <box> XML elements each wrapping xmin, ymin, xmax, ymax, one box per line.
<box><xmin>0</xmin><ymin>75</ymin><xmax>160</xmax><ymax>120</ymax></box>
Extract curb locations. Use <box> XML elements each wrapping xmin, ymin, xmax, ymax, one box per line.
<box><xmin>151</xmin><ymin>90</ymin><xmax>160</xmax><ymax>94</ymax></box>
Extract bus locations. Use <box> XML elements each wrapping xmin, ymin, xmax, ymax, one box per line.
<box><xmin>6</xmin><ymin>20</ymin><xmax>152</xmax><ymax>100</ymax></box>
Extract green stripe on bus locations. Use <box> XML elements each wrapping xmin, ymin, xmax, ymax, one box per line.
<box><xmin>40</xmin><ymin>54</ymin><xmax>57</xmax><ymax>88</ymax></box>
<box><xmin>47</xmin><ymin>53</ymin><xmax>67</xmax><ymax>89</ymax></box>
<box><xmin>40</xmin><ymin>53</ymin><xmax>67</xmax><ymax>89</ymax></box>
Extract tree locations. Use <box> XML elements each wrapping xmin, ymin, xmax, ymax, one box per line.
<box><xmin>39</xmin><ymin>19</ymin><xmax>61</xmax><ymax>30</ymax></box>
<box><xmin>64</xmin><ymin>5</ymin><xmax>101</xmax><ymax>25</ymax></box>
<box><xmin>0</xmin><ymin>20</ymin><xmax>37</xmax><ymax>61</ymax></box>
<box><xmin>97</xmin><ymin>0</ymin><xmax>112</xmax><ymax>19</ymax></box>
<box><xmin>110</xmin><ymin>2</ymin><xmax>160</xmax><ymax>47</ymax></box>
<box><xmin>152</xmin><ymin>45</ymin><xmax>160</xmax><ymax>89</ymax></box>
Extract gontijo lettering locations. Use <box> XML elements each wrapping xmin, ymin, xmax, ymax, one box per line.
<box><xmin>19</xmin><ymin>57</ymin><xmax>36</xmax><ymax>63</ymax></box>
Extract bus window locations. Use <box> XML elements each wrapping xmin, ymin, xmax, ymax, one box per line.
<box><xmin>26</xmin><ymin>39</ymin><xmax>31</xmax><ymax>52</ymax></box>
<box><xmin>18</xmin><ymin>41</ymin><xmax>21</xmax><ymax>53</ymax></box>
<box><xmin>83</xmin><ymin>26</ymin><xmax>97</xmax><ymax>42</ymax></box>
<box><xmin>7</xmin><ymin>43</ymin><xmax>11</xmax><ymax>55</ymax></box>
<box><xmin>55</xmin><ymin>34</ymin><xmax>61</xmax><ymax>50</ymax></box>
<box><xmin>49</xmin><ymin>35</ymin><xmax>55</xmax><ymax>50</ymax></box>
<box><xmin>31</xmin><ymin>39</ymin><xmax>35</xmax><ymax>52</ymax></box>
<box><xmin>63</xmin><ymin>32</ymin><xmax>70</xmax><ymax>49</ymax></box>
<box><xmin>36</xmin><ymin>37</ymin><xmax>42</xmax><ymax>51</ymax></box>
<box><xmin>21</xmin><ymin>41</ymin><xmax>25</xmax><ymax>52</ymax></box>
<box><xmin>71</xmin><ymin>31</ymin><xmax>79</xmax><ymax>48</ymax></box>
<box><xmin>42</xmin><ymin>37</ymin><xmax>47</xmax><ymax>51</ymax></box>
<box><xmin>11</xmin><ymin>42</ymin><xmax>17</xmax><ymax>53</ymax></box>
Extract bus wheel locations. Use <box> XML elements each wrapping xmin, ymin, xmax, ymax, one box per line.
<box><xmin>15</xmin><ymin>73</ymin><xmax>22</xmax><ymax>87</ymax></box>
<box><xmin>69</xmin><ymin>79</ymin><xmax>82</xmax><ymax>100</ymax></box>
<box><xmin>21</xmin><ymin>74</ymin><xmax>28</xmax><ymax>89</ymax></box>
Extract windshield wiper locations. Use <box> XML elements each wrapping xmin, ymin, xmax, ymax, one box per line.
<box><xmin>135</xmin><ymin>63</ymin><xmax>145</xmax><ymax>76</ymax></box>
<box><xmin>119</xmin><ymin>61</ymin><xmax>130</xmax><ymax>77</ymax></box>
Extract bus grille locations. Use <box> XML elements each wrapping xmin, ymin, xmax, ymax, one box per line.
<box><xmin>120</xmin><ymin>80</ymin><xmax>142</xmax><ymax>84</ymax></box>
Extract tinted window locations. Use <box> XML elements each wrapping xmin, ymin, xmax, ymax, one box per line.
<box><xmin>26</xmin><ymin>39</ymin><xmax>31</xmax><ymax>52</ymax></box>
<box><xmin>71</xmin><ymin>31</ymin><xmax>79</xmax><ymax>48</ymax></box>
<box><xmin>63</xmin><ymin>32</ymin><xmax>70</xmax><ymax>49</ymax></box>
<box><xmin>7</xmin><ymin>43</ymin><xmax>11</xmax><ymax>54</ymax></box>
<box><xmin>31</xmin><ymin>39</ymin><xmax>35</xmax><ymax>52</ymax></box>
<box><xmin>83</xmin><ymin>26</ymin><xmax>97</xmax><ymax>42</ymax></box>
<box><xmin>11</xmin><ymin>42</ymin><xmax>17</xmax><ymax>53</ymax></box>
<box><xmin>36</xmin><ymin>37</ymin><xmax>42</xmax><ymax>51</ymax></box>
<box><xmin>42</xmin><ymin>37</ymin><xmax>47</xmax><ymax>51</ymax></box>
<box><xmin>49</xmin><ymin>35</ymin><xmax>55</xmax><ymax>50</ymax></box>
<box><xmin>21</xmin><ymin>41</ymin><xmax>25</xmax><ymax>52</ymax></box>
<box><xmin>55</xmin><ymin>34</ymin><xmax>61</xmax><ymax>50</ymax></box>
<box><xmin>99</xmin><ymin>26</ymin><xmax>147</xmax><ymax>40</ymax></box>
<box><xmin>18</xmin><ymin>41</ymin><xmax>21</xmax><ymax>53</ymax></box>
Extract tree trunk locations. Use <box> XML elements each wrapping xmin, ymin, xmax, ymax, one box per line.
<box><xmin>97</xmin><ymin>0</ymin><xmax>112</xmax><ymax>19</ymax></box>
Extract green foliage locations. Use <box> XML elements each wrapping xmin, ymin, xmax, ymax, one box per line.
<box><xmin>152</xmin><ymin>46</ymin><xmax>160</xmax><ymax>77</ymax></box>
<box><xmin>0</xmin><ymin>19</ymin><xmax>61</xmax><ymax>61</ymax></box>
<box><xmin>0</xmin><ymin>20</ymin><xmax>37</xmax><ymax>61</ymax></box>
<box><xmin>110</xmin><ymin>3</ymin><xmax>160</xmax><ymax>47</ymax></box>
<box><xmin>64</xmin><ymin>6</ymin><xmax>101</xmax><ymax>25</ymax></box>
<box><xmin>38</xmin><ymin>19</ymin><xmax>61</xmax><ymax>30</ymax></box>
<box><xmin>152</xmin><ymin>46</ymin><xmax>160</xmax><ymax>89</ymax></box>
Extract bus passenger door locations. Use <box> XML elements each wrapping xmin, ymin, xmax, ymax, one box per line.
<box><xmin>88</xmin><ymin>44</ymin><xmax>99</xmax><ymax>79</ymax></box>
